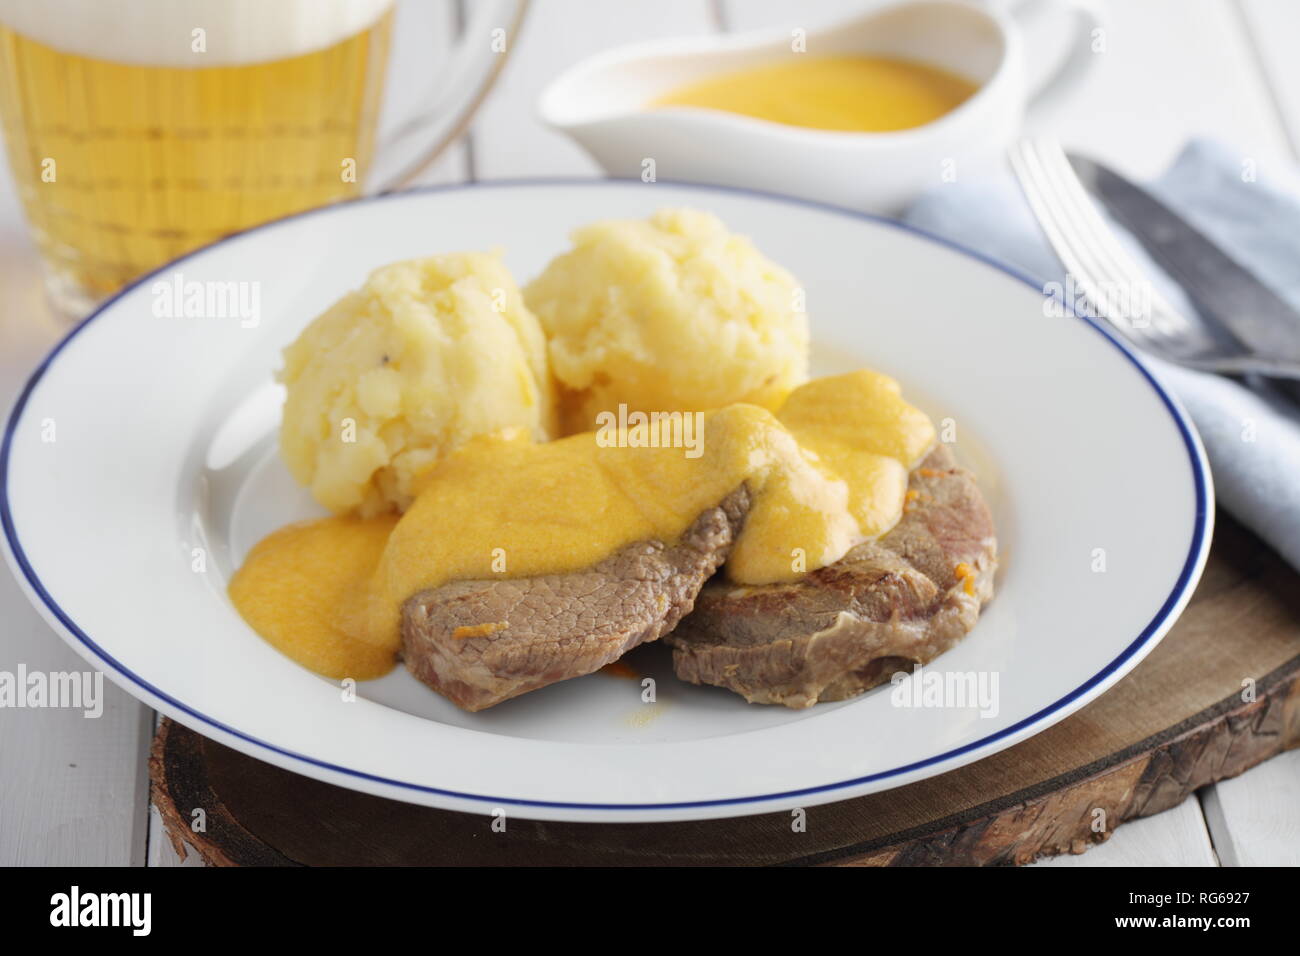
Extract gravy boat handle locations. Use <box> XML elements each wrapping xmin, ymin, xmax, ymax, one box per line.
<box><xmin>1004</xmin><ymin>0</ymin><xmax>1105</xmax><ymax>113</ymax></box>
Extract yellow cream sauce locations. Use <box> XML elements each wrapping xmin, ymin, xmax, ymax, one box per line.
<box><xmin>229</xmin><ymin>370</ymin><xmax>935</xmax><ymax>679</ymax></box>
<box><xmin>652</xmin><ymin>55</ymin><xmax>978</xmax><ymax>133</ymax></box>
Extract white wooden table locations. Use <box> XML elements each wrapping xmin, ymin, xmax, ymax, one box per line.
<box><xmin>1</xmin><ymin>0</ymin><xmax>1297</xmax><ymax>867</ymax></box>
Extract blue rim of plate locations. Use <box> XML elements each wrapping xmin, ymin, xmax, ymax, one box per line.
<box><xmin>0</xmin><ymin>178</ymin><xmax>1212</xmax><ymax>813</ymax></box>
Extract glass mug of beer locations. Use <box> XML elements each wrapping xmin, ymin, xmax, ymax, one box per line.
<box><xmin>0</xmin><ymin>0</ymin><xmax>525</xmax><ymax>317</ymax></box>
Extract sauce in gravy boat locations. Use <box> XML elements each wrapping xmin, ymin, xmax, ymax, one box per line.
<box><xmin>539</xmin><ymin>0</ymin><xmax>1101</xmax><ymax>214</ymax></box>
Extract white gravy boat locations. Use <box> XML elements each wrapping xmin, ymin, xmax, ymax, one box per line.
<box><xmin>539</xmin><ymin>0</ymin><xmax>1102</xmax><ymax>214</ymax></box>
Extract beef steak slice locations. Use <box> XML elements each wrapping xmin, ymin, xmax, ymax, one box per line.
<box><xmin>665</xmin><ymin>444</ymin><xmax>997</xmax><ymax>708</ymax></box>
<box><xmin>401</xmin><ymin>487</ymin><xmax>750</xmax><ymax>711</ymax></box>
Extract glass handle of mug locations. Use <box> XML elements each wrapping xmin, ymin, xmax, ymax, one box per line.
<box><xmin>368</xmin><ymin>0</ymin><xmax>530</xmax><ymax>192</ymax></box>
<box><xmin>1006</xmin><ymin>0</ymin><xmax>1104</xmax><ymax>114</ymax></box>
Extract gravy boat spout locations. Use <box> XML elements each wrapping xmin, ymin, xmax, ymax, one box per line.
<box><xmin>539</xmin><ymin>0</ymin><xmax>1101</xmax><ymax>214</ymax></box>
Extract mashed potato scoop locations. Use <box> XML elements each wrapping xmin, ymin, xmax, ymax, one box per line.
<box><xmin>280</xmin><ymin>253</ymin><xmax>555</xmax><ymax>516</ymax></box>
<box><xmin>525</xmin><ymin>209</ymin><xmax>809</xmax><ymax>433</ymax></box>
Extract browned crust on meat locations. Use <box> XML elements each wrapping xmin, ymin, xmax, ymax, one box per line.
<box><xmin>401</xmin><ymin>487</ymin><xmax>750</xmax><ymax>711</ymax></box>
<box><xmin>665</xmin><ymin>445</ymin><xmax>997</xmax><ymax>708</ymax></box>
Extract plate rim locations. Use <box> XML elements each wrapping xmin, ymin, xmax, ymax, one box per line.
<box><xmin>0</xmin><ymin>177</ymin><xmax>1214</xmax><ymax>814</ymax></box>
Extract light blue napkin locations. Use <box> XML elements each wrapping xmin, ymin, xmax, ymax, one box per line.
<box><xmin>902</xmin><ymin>139</ymin><xmax>1300</xmax><ymax>572</ymax></box>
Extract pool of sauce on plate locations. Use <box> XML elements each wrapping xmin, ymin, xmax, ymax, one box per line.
<box><xmin>602</xmin><ymin>659</ymin><xmax>642</xmax><ymax>679</ymax></box>
<box><xmin>229</xmin><ymin>370</ymin><xmax>935</xmax><ymax>679</ymax></box>
<box><xmin>652</xmin><ymin>55</ymin><xmax>978</xmax><ymax>132</ymax></box>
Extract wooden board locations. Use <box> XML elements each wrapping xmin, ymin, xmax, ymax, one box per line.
<box><xmin>150</xmin><ymin>514</ymin><xmax>1300</xmax><ymax>866</ymax></box>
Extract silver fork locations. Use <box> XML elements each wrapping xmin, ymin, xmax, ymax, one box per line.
<box><xmin>1009</xmin><ymin>138</ymin><xmax>1300</xmax><ymax>380</ymax></box>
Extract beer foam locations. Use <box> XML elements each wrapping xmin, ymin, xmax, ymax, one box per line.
<box><xmin>0</xmin><ymin>0</ymin><xmax>395</xmax><ymax>66</ymax></box>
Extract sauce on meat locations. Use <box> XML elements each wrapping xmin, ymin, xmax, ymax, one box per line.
<box><xmin>229</xmin><ymin>370</ymin><xmax>935</xmax><ymax>678</ymax></box>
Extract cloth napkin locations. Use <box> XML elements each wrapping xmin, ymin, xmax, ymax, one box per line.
<box><xmin>901</xmin><ymin>138</ymin><xmax>1300</xmax><ymax>573</ymax></box>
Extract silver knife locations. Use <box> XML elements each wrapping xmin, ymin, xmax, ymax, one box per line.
<box><xmin>1067</xmin><ymin>153</ymin><xmax>1300</xmax><ymax>363</ymax></box>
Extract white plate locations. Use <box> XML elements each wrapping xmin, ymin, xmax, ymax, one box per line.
<box><xmin>1</xmin><ymin>181</ymin><xmax>1212</xmax><ymax>823</ymax></box>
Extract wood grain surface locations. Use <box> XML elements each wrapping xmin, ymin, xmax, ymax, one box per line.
<box><xmin>150</xmin><ymin>513</ymin><xmax>1300</xmax><ymax>866</ymax></box>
